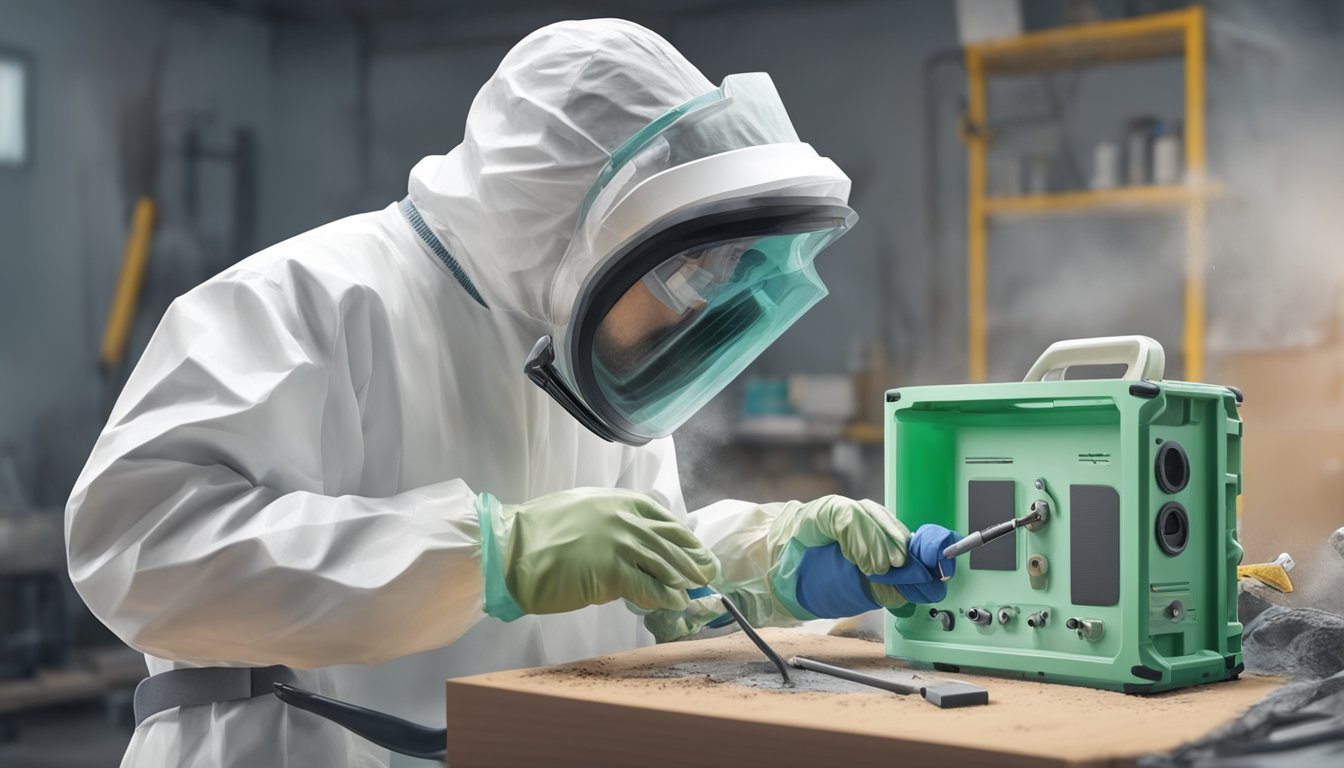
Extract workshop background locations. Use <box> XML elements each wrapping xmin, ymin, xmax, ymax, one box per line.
<box><xmin>2</xmin><ymin>0</ymin><xmax>1342</xmax><ymax>764</ymax></box>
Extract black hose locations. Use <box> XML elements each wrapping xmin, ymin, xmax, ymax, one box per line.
<box><xmin>273</xmin><ymin>682</ymin><xmax>447</xmax><ymax>762</ymax></box>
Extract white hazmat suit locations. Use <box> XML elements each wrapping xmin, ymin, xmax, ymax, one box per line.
<box><xmin>65</xmin><ymin>18</ymin><xmax>890</xmax><ymax>768</ymax></box>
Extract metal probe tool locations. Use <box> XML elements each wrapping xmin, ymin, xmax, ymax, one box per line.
<box><xmin>718</xmin><ymin>594</ymin><xmax>791</xmax><ymax>685</ymax></box>
<box><xmin>788</xmin><ymin>656</ymin><xmax>989</xmax><ymax>708</ymax></box>
<box><xmin>935</xmin><ymin>481</ymin><xmax>1048</xmax><ymax>575</ymax></box>
<box><xmin>941</xmin><ymin>510</ymin><xmax>1041</xmax><ymax>560</ymax></box>
<box><xmin>941</xmin><ymin>481</ymin><xmax>1053</xmax><ymax>561</ymax></box>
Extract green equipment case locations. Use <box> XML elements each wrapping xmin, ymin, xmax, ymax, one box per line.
<box><xmin>884</xmin><ymin>336</ymin><xmax>1244</xmax><ymax>693</ymax></box>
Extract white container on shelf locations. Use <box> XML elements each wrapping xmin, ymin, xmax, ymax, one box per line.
<box><xmin>1125</xmin><ymin>116</ymin><xmax>1158</xmax><ymax>186</ymax></box>
<box><xmin>1091</xmin><ymin>142</ymin><xmax>1119</xmax><ymax>189</ymax></box>
<box><xmin>1153</xmin><ymin>131</ymin><xmax>1182</xmax><ymax>185</ymax></box>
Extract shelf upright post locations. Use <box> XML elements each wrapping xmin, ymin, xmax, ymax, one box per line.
<box><xmin>966</xmin><ymin>48</ymin><xmax>989</xmax><ymax>384</ymax></box>
<box><xmin>1183</xmin><ymin>6</ymin><xmax>1207</xmax><ymax>382</ymax></box>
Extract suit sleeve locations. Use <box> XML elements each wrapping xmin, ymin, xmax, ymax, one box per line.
<box><xmin>66</xmin><ymin>270</ymin><xmax>488</xmax><ymax>668</ymax></box>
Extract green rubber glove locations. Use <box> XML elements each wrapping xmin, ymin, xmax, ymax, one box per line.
<box><xmin>476</xmin><ymin>488</ymin><xmax>719</xmax><ymax>620</ymax></box>
<box><xmin>705</xmin><ymin>496</ymin><xmax>912</xmax><ymax>628</ymax></box>
<box><xmin>766</xmin><ymin>496</ymin><xmax>912</xmax><ymax>621</ymax></box>
<box><xmin>637</xmin><ymin>592</ymin><xmax>728</xmax><ymax>644</ymax></box>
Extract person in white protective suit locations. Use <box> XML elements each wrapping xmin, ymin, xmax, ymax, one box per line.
<box><xmin>66</xmin><ymin>19</ymin><xmax>958</xmax><ymax>767</ymax></box>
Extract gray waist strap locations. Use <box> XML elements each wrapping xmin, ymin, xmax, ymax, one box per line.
<box><xmin>133</xmin><ymin>665</ymin><xmax>298</xmax><ymax>727</ymax></box>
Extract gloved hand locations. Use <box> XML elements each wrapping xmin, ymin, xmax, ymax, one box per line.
<box><xmin>793</xmin><ymin>542</ymin><xmax>910</xmax><ymax>618</ymax></box>
<box><xmin>638</xmin><ymin>587</ymin><xmax>730</xmax><ymax>644</ymax></box>
<box><xmin>764</xmin><ymin>496</ymin><xmax>913</xmax><ymax>623</ymax></box>
<box><xmin>868</xmin><ymin>524</ymin><xmax>960</xmax><ymax>605</ymax></box>
<box><xmin>476</xmin><ymin>488</ymin><xmax>719</xmax><ymax>621</ymax></box>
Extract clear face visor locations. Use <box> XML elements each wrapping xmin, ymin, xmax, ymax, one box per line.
<box><xmin>588</xmin><ymin>226</ymin><xmax>847</xmax><ymax>438</ymax></box>
<box><xmin>640</xmin><ymin>242</ymin><xmax>749</xmax><ymax>317</ymax></box>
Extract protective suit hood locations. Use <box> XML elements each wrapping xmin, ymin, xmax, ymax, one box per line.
<box><xmin>408</xmin><ymin>19</ymin><xmax>714</xmax><ymax>324</ymax></box>
<box><xmin>409</xmin><ymin>19</ymin><xmax>855</xmax><ymax>446</ymax></box>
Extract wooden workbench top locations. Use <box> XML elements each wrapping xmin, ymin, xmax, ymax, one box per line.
<box><xmin>444</xmin><ymin>628</ymin><xmax>1279</xmax><ymax>767</ymax></box>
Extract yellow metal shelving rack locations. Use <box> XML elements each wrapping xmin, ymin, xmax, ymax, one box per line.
<box><xmin>963</xmin><ymin>7</ymin><xmax>1211</xmax><ymax>382</ymax></box>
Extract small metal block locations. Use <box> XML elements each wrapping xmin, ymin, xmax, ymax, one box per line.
<box><xmin>921</xmin><ymin>681</ymin><xmax>989</xmax><ymax>708</ymax></box>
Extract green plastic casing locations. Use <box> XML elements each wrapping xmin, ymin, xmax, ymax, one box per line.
<box><xmin>883</xmin><ymin>377</ymin><xmax>1244</xmax><ymax>693</ymax></box>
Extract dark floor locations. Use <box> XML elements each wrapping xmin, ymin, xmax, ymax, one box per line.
<box><xmin>0</xmin><ymin>697</ymin><xmax>134</xmax><ymax>768</ymax></box>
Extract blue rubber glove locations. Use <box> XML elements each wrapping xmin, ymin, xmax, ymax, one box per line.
<box><xmin>794</xmin><ymin>542</ymin><xmax>887</xmax><ymax>618</ymax></box>
<box><xmin>868</xmin><ymin>524</ymin><xmax>960</xmax><ymax>605</ymax></box>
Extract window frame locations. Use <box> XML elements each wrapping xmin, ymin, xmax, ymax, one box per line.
<box><xmin>0</xmin><ymin>44</ymin><xmax>33</xmax><ymax>170</ymax></box>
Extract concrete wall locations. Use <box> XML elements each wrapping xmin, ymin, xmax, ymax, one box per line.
<box><xmin>0</xmin><ymin>0</ymin><xmax>273</xmax><ymax>505</ymax></box>
<box><xmin>258</xmin><ymin>21</ymin><xmax>361</xmax><ymax>247</ymax></box>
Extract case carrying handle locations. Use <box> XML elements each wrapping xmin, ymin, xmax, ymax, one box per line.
<box><xmin>1023</xmin><ymin>335</ymin><xmax>1166</xmax><ymax>382</ymax></box>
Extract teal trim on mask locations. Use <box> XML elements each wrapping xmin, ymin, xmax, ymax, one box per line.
<box><xmin>476</xmin><ymin>493</ymin><xmax>524</xmax><ymax>622</ymax></box>
<box><xmin>576</xmin><ymin>88</ymin><xmax>726</xmax><ymax>222</ymax></box>
<box><xmin>400</xmin><ymin>197</ymin><xmax>490</xmax><ymax>309</ymax></box>
<box><xmin>769</xmin><ymin>537</ymin><xmax>819</xmax><ymax>622</ymax></box>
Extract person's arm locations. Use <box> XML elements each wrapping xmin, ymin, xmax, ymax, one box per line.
<box><xmin>568</xmin><ymin>418</ymin><xmax>958</xmax><ymax>641</ymax></box>
<box><xmin>612</xmin><ymin>438</ymin><xmax>896</xmax><ymax>630</ymax></box>
<box><xmin>688</xmin><ymin>499</ymin><xmax>791</xmax><ymax>626</ymax></box>
<box><xmin>689</xmin><ymin>497</ymin><xmax>962</xmax><ymax>630</ymax></box>
<box><xmin>66</xmin><ymin>270</ymin><xmax>487</xmax><ymax>669</ymax></box>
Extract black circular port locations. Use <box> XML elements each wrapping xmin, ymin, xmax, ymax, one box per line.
<box><xmin>1155</xmin><ymin>440</ymin><xmax>1190</xmax><ymax>493</ymax></box>
<box><xmin>1156</xmin><ymin>502</ymin><xmax>1190</xmax><ymax>556</ymax></box>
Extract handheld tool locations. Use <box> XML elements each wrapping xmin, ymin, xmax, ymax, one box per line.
<box><xmin>716</xmin><ymin>593</ymin><xmax>791</xmax><ymax>685</ymax></box>
<box><xmin>941</xmin><ymin>497</ymin><xmax>1049</xmax><ymax>561</ymax></box>
<box><xmin>788</xmin><ymin>656</ymin><xmax>988</xmax><ymax>708</ymax></box>
<box><xmin>941</xmin><ymin>477</ymin><xmax>1055</xmax><ymax>563</ymax></box>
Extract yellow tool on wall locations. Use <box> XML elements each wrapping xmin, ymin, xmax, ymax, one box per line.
<box><xmin>99</xmin><ymin>196</ymin><xmax>157</xmax><ymax>369</ymax></box>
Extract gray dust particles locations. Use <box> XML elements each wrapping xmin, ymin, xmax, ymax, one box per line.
<box><xmin>645</xmin><ymin>659</ymin><xmax>922</xmax><ymax>695</ymax></box>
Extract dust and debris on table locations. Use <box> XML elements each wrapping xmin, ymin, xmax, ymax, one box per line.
<box><xmin>640</xmin><ymin>659</ymin><xmax>933</xmax><ymax>694</ymax></box>
<box><xmin>520</xmin><ymin>645</ymin><xmax>934</xmax><ymax>696</ymax></box>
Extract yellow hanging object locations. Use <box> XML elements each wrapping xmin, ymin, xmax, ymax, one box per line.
<box><xmin>100</xmin><ymin>196</ymin><xmax>157</xmax><ymax>369</ymax></box>
<box><xmin>1237</xmin><ymin>553</ymin><xmax>1295</xmax><ymax>593</ymax></box>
